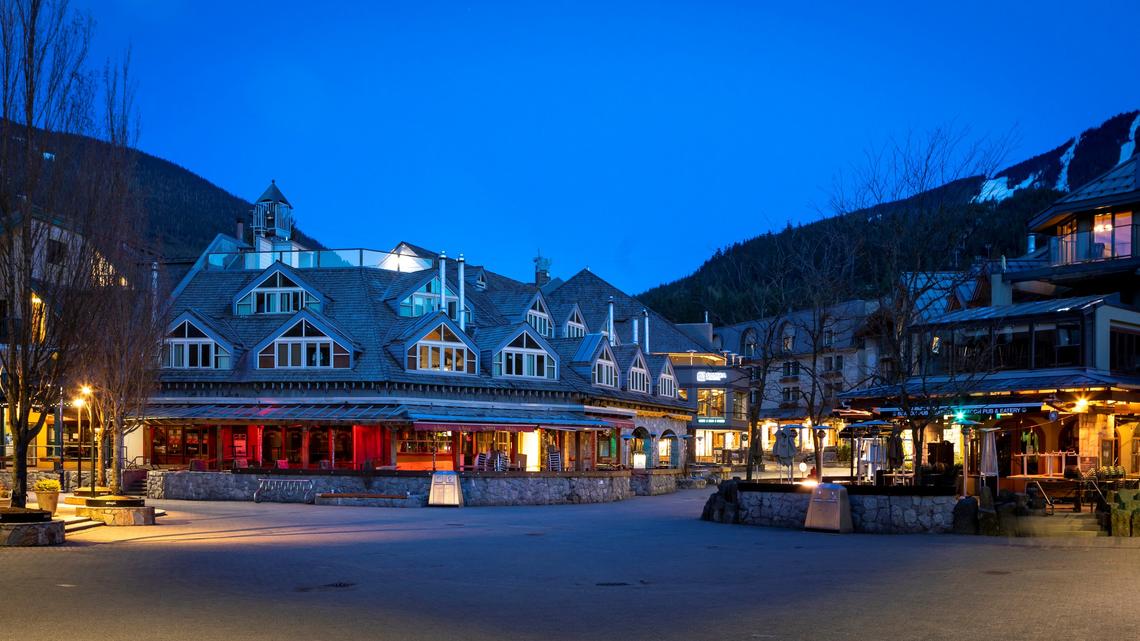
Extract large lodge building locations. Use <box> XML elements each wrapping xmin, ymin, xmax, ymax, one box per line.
<box><xmin>142</xmin><ymin>182</ymin><xmax>721</xmax><ymax>475</ymax></box>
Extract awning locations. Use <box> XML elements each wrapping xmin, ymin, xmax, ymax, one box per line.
<box><xmin>406</xmin><ymin>407</ymin><xmax>609</xmax><ymax>432</ymax></box>
<box><xmin>596</xmin><ymin>417</ymin><xmax>635</xmax><ymax>431</ymax></box>
<box><xmin>145</xmin><ymin>403</ymin><xmax>406</xmax><ymax>425</ymax></box>
<box><xmin>413</xmin><ymin>422</ymin><xmax>535</xmax><ymax>433</ymax></box>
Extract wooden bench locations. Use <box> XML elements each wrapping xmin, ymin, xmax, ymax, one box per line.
<box><xmin>253</xmin><ymin>478</ymin><xmax>315</xmax><ymax>504</ymax></box>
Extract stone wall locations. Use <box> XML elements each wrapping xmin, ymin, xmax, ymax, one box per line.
<box><xmin>0</xmin><ymin>469</ymin><xmax>104</xmax><ymax>492</ymax></box>
<box><xmin>703</xmin><ymin>482</ymin><xmax>958</xmax><ymax>534</ymax></box>
<box><xmin>148</xmin><ymin>470</ymin><xmax>634</xmax><ymax>507</ymax></box>
<box><xmin>460</xmin><ymin>472</ymin><xmax>632</xmax><ymax>506</ymax></box>
<box><xmin>630</xmin><ymin>469</ymin><xmax>681</xmax><ymax>496</ymax></box>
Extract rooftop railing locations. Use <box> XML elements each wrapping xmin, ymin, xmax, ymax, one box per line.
<box><xmin>1050</xmin><ymin>226</ymin><xmax>1135</xmax><ymax>266</ymax></box>
<box><xmin>202</xmin><ymin>248</ymin><xmax>435</xmax><ymax>272</ymax></box>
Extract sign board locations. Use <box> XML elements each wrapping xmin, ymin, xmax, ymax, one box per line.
<box><xmin>696</xmin><ymin>370</ymin><xmax>728</xmax><ymax>383</ymax></box>
<box><xmin>697</xmin><ymin>416</ymin><xmax>726</xmax><ymax>425</ymax></box>
<box><xmin>428</xmin><ymin>471</ymin><xmax>464</xmax><ymax>507</ymax></box>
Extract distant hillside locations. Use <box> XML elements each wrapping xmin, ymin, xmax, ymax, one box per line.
<box><xmin>131</xmin><ymin>150</ymin><xmax>324</xmax><ymax>259</ymax></box>
<box><xmin>641</xmin><ymin>111</ymin><xmax>1140</xmax><ymax>325</ymax></box>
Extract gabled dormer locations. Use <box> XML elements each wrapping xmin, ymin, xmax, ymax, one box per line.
<box><xmin>163</xmin><ymin>311</ymin><xmax>234</xmax><ymax>370</ymax></box>
<box><xmin>401</xmin><ymin>313</ymin><xmax>478</xmax><ymax>375</ymax></box>
<box><xmin>654</xmin><ymin>357</ymin><xmax>678</xmax><ymax>398</ymax></box>
<box><xmin>524</xmin><ymin>292</ymin><xmax>553</xmax><ymax>338</ymax></box>
<box><xmin>253</xmin><ymin>310</ymin><xmax>355</xmax><ymax>369</ymax></box>
<box><xmin>395</xmin><ymin>271</ymin><xmax>472</xmax><ymax>325</ymax></box>
<box><xmin>378</xmin><ymin>241</ymin><xmax>435</xmax><ymax>272</ymax></box>
<box><xmin>571</xmin><ymin>335</ymin><xmax>619</xmax><ymax>388</ymax></box>
<box><xmin>626</xmin><ymin>351</ymin><xmax>651</xmax><ymax>394</ymax></box>
<box><xmin>488</xmin><ymin>324</ymin><xmax>559</xmax><ymax>380</ymax></box>
<box><xmin>562</xmin><ymin>303</ymin><xmax>588</xmax><ymax>338</ymax></box>
<box><xmin>233</xmin><ymin>262</ymin><xmax>324</xmax><ymax>316</ymax></box>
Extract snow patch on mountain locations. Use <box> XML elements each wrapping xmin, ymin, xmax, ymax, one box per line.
<box><xmin>976</xmin><ymin>171</ymin><xmax>1041</xmax><ymax>202</ymax></box>
<box><xmin>1120</xmin><ymin>113</ymin><xmax>1140</xmax><ymax>164</ymax></box>
<box><xmin>1054</xmin><ymin>136</ymin><xmax>1079</xmax><ymax>192</ymax></box>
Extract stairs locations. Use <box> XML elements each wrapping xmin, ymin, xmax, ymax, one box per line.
<box><xmin>1015</xmin><ymin>512</ymin><xmax>1106</xmax><ymax>537</ymax></box>
<box><xmin>62</xmin><ymin>515</ymin><xmax>102</xmax><ymax>534</ymax></box>
<box><xmin>123</xmin><ymin>477</ymin><xmax>148</xmax><ymax>496</ymax></box>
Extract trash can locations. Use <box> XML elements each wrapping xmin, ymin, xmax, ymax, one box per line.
<box><xmin>428</xmin><ymin>471</ymin><xmax>464</xmax><ymax>507</ymax></box>
<box><xmin>804</xmin><ymin>483</ymin><xmax>852</xmax><ymax>533</ymax></box>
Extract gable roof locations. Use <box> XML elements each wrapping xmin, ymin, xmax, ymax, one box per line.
<box><xmin>250</xmin><ymin>308</ymin><xmax>360</xmax><ymax>356</ymax></box>
<box><xmin>168</xmin><ymin>310</ymin><xmax>236</xmax><ymax>352</ymax></box>
<box><xmin>232</xmin><ymin>261</ymin><xmax>326</xmax><ymax>308</ymax></box>
<box><xmin>1031</xmin><ymin>156</ymin><xmax>1140</xmax><ymax>229</ymax></box>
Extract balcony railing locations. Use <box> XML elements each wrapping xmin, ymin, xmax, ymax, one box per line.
<box><xmin>203</xmin><ymin>249</ymin><xmax>435</xmax><ymax>272</ymax></box>
<box><xmin>1050</xmin><ymin>226</ymin><xmax>1135</xmax><ymax>266</ymax></box>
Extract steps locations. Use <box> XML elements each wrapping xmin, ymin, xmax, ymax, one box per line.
<box><xmin>62</xmin><ymin>515</ymin><xmax>102</xmax><ymax>534</ymax></box>
<box><xmin>123</xmin><ymin>478</ymin><xmax>147</xmax><ymax>496</ymax></box>
<box><xmin>1014</xmin><ymin>512</ymin><xmax>1106</xmax><ymax>537</ymax></box>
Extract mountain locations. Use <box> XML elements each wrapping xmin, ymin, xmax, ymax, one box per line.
<box><xmin>131</xmin><ymin>150</ymin><xmax>324</xmax><ymax>259</ymax></box>
<box><xmin>639</xmin><ymin>111</ymin><xmax>1140</xmax><ymax>325</ymax></box>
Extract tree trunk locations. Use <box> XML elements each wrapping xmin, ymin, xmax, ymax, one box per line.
<box><xmin>10</xmin><ymin>436</ymin><xmax>29</xmax><ymax>508</ymax></box>
<box><xmin>109</xmin><ymin>418</ymin><xmax>122</xmax><ymax>494</ymax></box>
<box><xmin>911</xmin><ymin>426</ymin><xmax>925</xmax><ymax>484</ymax></box>
<box><xmin>96</xmin><ymin>429</ymin><xmax>105</xmax><ymax>487</ymax></box>
<box><xmin>814</xmin><ymin>431</ymin><xmax>824</xmax><ymax>482</ymax></box>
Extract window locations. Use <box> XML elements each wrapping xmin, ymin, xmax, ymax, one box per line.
<box><xmin>257</xmin><ymin>319</ymin><xmax>350</xmax><ymax>369</ymax></box>
<box><xmin>405</xmin><ymin>323</ymin><xmax>476</xmax><ymax>374</ymax></box>
<box><xmin>1093</xmin><ymin>211</ymin><xmax>1133</xmax><ymax>259</ymax></box>
<box><xmin>732</xmin><ymin>391</ymin><xmax>747</xmax><ymax>420</ymax></box>
<box><xmin>697</xmin><ymin>388</ymin><xmax>725</xmax><ymax>417</ymax></box>
<box><xmin>1110</xmin><ymin>328</ymin><xmax>1140</xmax><ymax>375</ymax></box>
<box><xmin>823</xmin><ymin>329</ymin><xmax>835</xmax><ymax>348</ymax></box>
<box><xmin>823</xmin><ymin>354</ymin><xmax>844</xmax><ymax>372</ymax></box>
<box><xmin>46</xmin><ymin>238</ymin><xmax>68</xmax><ymax>266</ymax></box>
<box><xmin>399</xmin><ymin>277</ymin><xmax>468</xmax><ymax>323</ymax></box>
<box><xmin>678</xmin><ymin>387</ymin><xmax>688</xmax><ymax>401</ymax></box>
<box><xmin>565</xmin><ymin>309</ymin><xmax>587</xmax><ymax>338</ymax></box>
<box><xmin>164</xmin><ymin>320</ymin><xmax>231</xmax><ymax>369</ymax></box>
<box><xmin>825</xmin><ymin>381</ymin><xmax>844</xmax><ymax>398</ymax></box>
<box><xmin>782</xmin><ymin>361</ymin><xmax>800</xmax><ymax>377</ymax></box>
<box><xmin>782</xmin><ymin>333</ymin><xmax>794</xmax><ymax>353</ymax></box>
<box><xmin>742</xmin><ymin>329</ymin><xmax>757</xmax><ymax>357</ymax></box>
<box><xmin>236</xmin><ymin>272</ymin><xmax>320</xmax><ymax>315</ymax></box>
<box><xmin>526</xmin><ymin>298</ymin><xmax>552</xmax><ymax>337</ymax></box>
<box><xmin>781</xmin><ymin>387</ymin><xmax>799</xmax><ymax>404</ymax></box>
<box><xmin>594</xmin><ymin>348</ymin><xmax>617</xmax><ymax>387</ymax></box>
<box><xmin>994</xmin><ymin>324</ymin><xmax>1031</xmax><ymax>370</ymax></box>
<box><xmin>627</xmin><ymin>355</ymin><xmax>650</xmax><ymax>393</ymax></box>
<box><xmin>658</xmin><ymin>371</ymin><xmax>677</xmax><ymax>398</ymax></box>
<box><xmin>494</xmin><ymin>331</ymin><xmax>556</xmax><ymax>379</ymax></box>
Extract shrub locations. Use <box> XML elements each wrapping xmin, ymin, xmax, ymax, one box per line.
<box><xmin>32</xmin><ymin>478</ymin><xmax>61</xmax><ymax>493</ymax></box>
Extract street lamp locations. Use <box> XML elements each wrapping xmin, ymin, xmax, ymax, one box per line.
<box><xmin>73</xmin><ymin>385</ymin><xmax>94</xmax><ymax>495</ymax></box>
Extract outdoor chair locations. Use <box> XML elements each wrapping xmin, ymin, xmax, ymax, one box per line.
<box><xmin>547</xmin><ymin>450</ymin><xmax>563</xmax><ymax>472</ymax></box>
<box><xmin>493</xmin><ymin>451</ymin><xmax>510</xmax><ymax>472</ymax></box>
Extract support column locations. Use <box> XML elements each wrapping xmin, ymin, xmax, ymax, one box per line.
<box><xmin>301</xmin><ymin>427</ymin><xmax>311</xmax><ymax>469</ymax></box>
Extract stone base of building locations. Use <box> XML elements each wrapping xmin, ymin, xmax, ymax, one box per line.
<box><xmin>75</xmin><ymin>506</ymin><xmax>156</xmax><ymax>526</ymax></box>
<box><xmin>0</xmin><ymin>520</ymin><xmax>65</xmax><ymax>546</ymax></box>
<box><xmin>148</xmin><ymin>469</ymin><xmax>635</xmax><ymax>506</ymax></box>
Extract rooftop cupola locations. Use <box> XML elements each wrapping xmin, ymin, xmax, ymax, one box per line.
<box><xmin>251</xmin><ymin>179</ymin><xmax>294</xmax><ymax>241</ymax></box>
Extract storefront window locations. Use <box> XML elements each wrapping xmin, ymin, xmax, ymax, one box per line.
<box><xmin>698</xmin><ymin>389</ymin><xmax>726</xmax><ymax>417</ymax></box>
<box><xmin>399</xmin><ymin>430</ymin><xmax>453</xmax><ymax>454</ymax></box>
<box><xmin>732</xmin><ymin>391</ymin><xmax>747</xmax><ymax>420</ymax></box>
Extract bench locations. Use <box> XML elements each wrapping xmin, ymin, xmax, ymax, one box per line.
<box><xmin>253</xmin><ymin>478</ymin><xmax>315</xmax><ymax>504</ymax></box>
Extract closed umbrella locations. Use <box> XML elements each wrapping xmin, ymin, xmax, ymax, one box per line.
<box><xmin>953</xmin><ymin>419</ymin><xmax>981</xmax><ymax>497</ymax></box>
<box><xmin>980</xmin><ymin>428</ymin><xmax>999</xmax><ymax>491</ymax></box>
<box><xmin>773</xmin><ymin>426</ymin><xmax>800</xmax><ymax>483</ymax></box>
<box><xmin>886</xmin><ymin>428</ymin><xmax>905</xmax><ymax>470</ymax></box>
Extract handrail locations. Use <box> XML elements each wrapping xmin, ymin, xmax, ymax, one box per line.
<box><xmin>1028</xmin><ymin>479</ymin><xmax>1055</xmax><ymax>516</ymax></box>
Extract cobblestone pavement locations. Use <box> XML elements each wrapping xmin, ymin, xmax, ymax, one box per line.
<box><xmin>3</xmin><ymin>489</ymin><xmax>1139</xmax><ymax>641</ymax></box>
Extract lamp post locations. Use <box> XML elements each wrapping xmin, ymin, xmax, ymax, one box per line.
<box><xmin>74</xmin><ymin>398</ymin><xmax>84</xmax><ymax>494</ymax></box>
<box><xmin>74</xmin><ymin>385</ymin><xmax>94</xmax><ymax>495</ymax></box>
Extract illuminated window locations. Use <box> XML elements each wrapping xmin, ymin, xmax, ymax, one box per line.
<box><xmin>627</xmin><ymin>355</ymin><xmax>650</xmax><ymax>393</ymax></box>
<box><xmin>658</xmin><ymin>371</ymin><xmax>677</xmax><ymax>398</ymax></box>
<box><xmin>164</xmin><ymin>320</ymin><xmax>231</xmax><ymax>369</ymax></box>
<box><xmin>697</xmin><ymin>389</ymin><xmax>726</xmax><ymax>417</ymax></box>
<box><xmin>405</xmin><ymin>323</ymin><xmax>476</xmax><ymax>374</ymax></box>
<box><xmin>236</xmin><ymin>272</ymin><xmax>320</xmax><ymax>315</ymax></box>
<box><xmin>594</xmin><ymin>348</ymin><xmax>618</xmax><ymax>387</ymax></box>
<box><xmin>398</xmin><ymin>277</ymin><xmax>470</xmax><ymax>323</ymax></box>
<box><xmin>565</xmin><ymin>308</ymin><xmax>587</xmax><ymax>338</ymax></box>
<box><xmin>257</xmin><ymin>319</ymin><xmax>350</xmax><ymax>369</ymax></box>
<box><xmin>495</xmin><ymin>331</ymin><xmax>556</xmax><ymax>379</ymax></box>
<box><xmin>526</xmin><ymin>298</ymin><xmax>552</xmax><ymax>337</ymax></box>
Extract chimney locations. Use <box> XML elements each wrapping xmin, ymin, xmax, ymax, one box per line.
<box><xmin>534</xmin><ymin>253</ymin><xmax>551</xmax><ymax>287</ymax></box>
<box><xmin>457</xmin><ymin>254</ymin><xmax>466</xmax><ymax>330</ymax></box>
<box><xmin>1027</xmin><ymin>233</ymin><xmax>1037</xmax><ymax>253</ymax></box>
<box><xmin>643</xmin><ymin>309</ymin><xmax>650</xmax><ymax>353</ymax></box>
<box><xmin>704</xmin><ymin>310</ymin><xmax>709</xmax><ymax>324</ymax></box>
<box><xmin>235</xmin><ymin>218</ymin><xmax>245</xmax><ymax>242</ymax></box>
<box><xmin>438</xmin><ymin>251</ymin><xmax>447</xmax><ymax>315</ymax></box>
<box><xmin>632</xmin><ymin>318</ymin><xmax>639</xmax><ymax>344</ymax></box>
<box><xmin>607</xmin><ymin>296</ymin><xmax>615</xmax><ymax>345</ymax></box>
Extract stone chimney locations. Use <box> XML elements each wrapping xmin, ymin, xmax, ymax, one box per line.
<box><xmin>534</xmin><ymin>253</ymin><xmax>552</xmax><ymax>287</ymax></box>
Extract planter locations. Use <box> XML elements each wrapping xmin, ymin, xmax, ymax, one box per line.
<box><xmin>0</xmin><ymin>495</ymin><xmax>10</xmax><ymax>509</ymax></box>
<box><xmin>33</xmin><ymin>491</ymin><xmax>59</xmax><ymax>515</ymax></box>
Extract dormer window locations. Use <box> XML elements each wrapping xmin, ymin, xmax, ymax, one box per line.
<box><xmin>164</xmin><ymin>320</ymin><xmax>231</xmax><ymax>369</ymax></box>
<box><xmin>399</xmin><ymin>277</ymin><xmax>469</xmax><ymax>324</ymax></box>
<box><xmin>406</xmin><ymin>323</ymin><xmax>476</xmax><ymax>374</ymax></box>
<box><xmin>235</xmin><ymin>272</ymin><xmax>320</xmax><ymax>315</ymax></box>
<box><xmin>494</xmin><ymin>331</ymin><xmax>556</xmax><ymax>379</ymax></box>
<box><xmin>475</xmin><ymin>272</ymin><xmax>487</xmax><ymax>290</ymax></box>
<box><xmin>627</xmin><ymin>355</ymin><xmax>650</xmax><ymax>394</ymax></box>
<box><xmin>257</xmin><ymin>319</ymin><xmax>350</xmax><ymax>369</ymax></box>
<box><xmin>565</xmin><ymin>308</ymin><xmax>587</xmax><ymax>338</ymax></box>
<box><xmin>658</xmin><ymin>371</ymin><xmax>677</xmax><ymax>398</ymax></box>
<box><xmin>526</xmin><ymin>298</ymin><xmax>552</xmax><ymax>337</ymax></box>
<box><xmin>594</xmin><ymin>348</ymin><xmax>617</xmax><ymax>387</ymax></box>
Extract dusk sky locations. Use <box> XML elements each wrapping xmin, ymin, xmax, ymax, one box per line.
<box><xmin>78</xmin><ymin>0</ymin><xmax>1140</xmax><ymax>292</ymax></box>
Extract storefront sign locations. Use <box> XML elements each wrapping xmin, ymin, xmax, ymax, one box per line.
<box><xmin>697</xmin><ymin>416</ymin><xmax>726</xmax><ymax>425</ymax></box>
<box><xmin>696</xmin><ymin>371</ymin><xmax>728</xmax><ymax>383</ymax></box>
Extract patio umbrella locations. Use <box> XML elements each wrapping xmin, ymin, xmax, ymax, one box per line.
<box><xmin>773</xmin><ymin>426</ymin><xmax>800</xmax><ymax>482</ymax></box>
<box><xmin>953</xmin><ymin>419</ymin><xmax>982</xmax><ymax>496</ymax></box>
<box><xmin>886</xmin><ymin>428</ymin><xmax>905</xmax><ymax>470</ymax></box>
<box><xmin>980</xmin><ymin>428</ymin><xmax>999</xmax><ymax>490</ymax></box>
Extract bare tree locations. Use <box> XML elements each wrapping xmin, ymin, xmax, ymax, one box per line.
<box><xmin>832</xmin><ymin>128</ymin><xmax>1006</xmax><ymax>482</ymax></box>
<box><xmin>0</xmin><ymin>0</ymin><xmax>133</xmax><ymax>506</ymax></box>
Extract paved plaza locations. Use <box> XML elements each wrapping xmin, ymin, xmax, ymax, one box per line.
<box><xmin>3</xmin><ymin>489</ymin><xmax>1139</xmax><ymax>641</ymax></box>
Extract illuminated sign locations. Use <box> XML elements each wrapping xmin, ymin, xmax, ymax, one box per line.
<box><xmin>697</xmin><ymin>416</ymin><xmax>726</xmax><ymax>425</ymax></box>
<box><xmin>696</xmin><ymin>371</ymin><xmax>728</xmax><ymax>383</ymax></box>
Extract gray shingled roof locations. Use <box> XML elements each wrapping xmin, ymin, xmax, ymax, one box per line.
<box><xmin>921</xmin><ymin>294</ymin><xmax>1111</xmax><ymax>326</ymax></box>
<box><xmin>1031</xmin><ymin>156</ymin><xmax>1140</xmax><ymax>229</ymax></box>
<box><xmin>257</xmin><ymin>180</ymin><xmax>291</xmax><ymax>205</ymax></box>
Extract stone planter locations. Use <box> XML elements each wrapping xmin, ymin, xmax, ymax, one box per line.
<box><xmin>33</xmin><ymin>491</ymin><xmax>59</xmax><ymax>515</ymax></box>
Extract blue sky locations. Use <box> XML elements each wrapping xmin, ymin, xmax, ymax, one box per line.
<box><xmin>77</xmin><ymin>0</ymin><xmax>1140</xmax><ymax>292</ymax></box>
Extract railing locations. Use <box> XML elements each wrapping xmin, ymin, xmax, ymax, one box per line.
<box><xmin>1028</xmin><ymin>479</ymin><xmax>1055</xmax><ymax>516</ymax></box>
<box><xmin>203</xmin><ymin>248</ymin><xmax>435</xmax><ymax>272</ymax></box>
<box><xmin>1050</xmin><ymin>226</ymin><xmax>1135</xmax><ymax>266</ymax></box>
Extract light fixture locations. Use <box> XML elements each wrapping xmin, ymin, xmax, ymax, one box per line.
<box><xmin>72</xmin><ymin>397</ymin><xmax>84</xmax><ymax>408</ymax></box>
<box><xmin>80</xmin><ymin>385</ymin><xmax>92</xmax><ymax>396</ymax></box>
